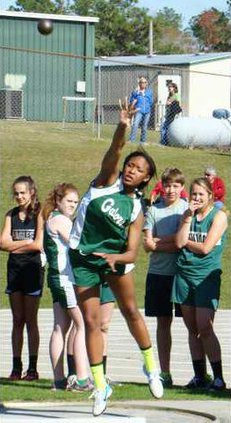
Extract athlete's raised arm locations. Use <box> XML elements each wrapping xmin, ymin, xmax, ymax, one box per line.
<box><xmin>94</xmin><ymin>99</ymin><xmax>136</xmax><ymax>188</ymax></box>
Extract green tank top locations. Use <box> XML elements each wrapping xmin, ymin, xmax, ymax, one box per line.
<box><xmin>44</xmin><ymin>210</ymin><xmax>75</xmax><ymax>284</ymax></box>
<box><xmin>176</xmin><ymin>207</ymin><xmax>226</xmax><ymax>284</ymax></box>
<box><xmin>69</xmin><ymin>176</ymin><xmax>141</xmax><ymax>255</ymax></box>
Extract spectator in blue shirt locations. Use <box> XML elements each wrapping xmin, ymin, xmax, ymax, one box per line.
<box><xmin>129</xmin><ymin>76</ymin><xmax>153</xmax><ymax>145</ymax></box>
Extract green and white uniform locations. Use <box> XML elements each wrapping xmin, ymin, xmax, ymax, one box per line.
<box><xmin>69</xmin><ymin>176</ymin><xmax>141</xmax><ymax>287</ymax></box>
<box><xmin>172</xmin><ymin>207</ymin><xmax>226</xmax><ymax>310</ymax></box>
<box><xmin>44</xmin><ymin>211</ymin><xmax>77</xmax><ymax>308</ymax></box>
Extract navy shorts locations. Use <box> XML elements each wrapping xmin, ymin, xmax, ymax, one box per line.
<box><xmin>145</xmin><ymin>273</ymin><xmax>182</xmax><ymax>317</ymax></box>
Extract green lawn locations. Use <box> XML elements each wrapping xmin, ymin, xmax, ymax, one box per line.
<box><xmin>0</xmin><ymin>120</ymin><xmax>230</xmax><ymax>309</ymax></box>
<box><xmin>1</xmin><ymin>378</ymin><xmax>230</xmax><ymax>402</ymax></box>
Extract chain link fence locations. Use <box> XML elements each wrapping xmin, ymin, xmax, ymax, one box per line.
<box><xmin>0</xmin><ymin>46</ymin><xmax>230</xmax><ymax>147</ymax></box>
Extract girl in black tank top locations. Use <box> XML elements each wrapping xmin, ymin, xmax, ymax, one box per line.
<box><xmin>1</xmin><ymin>176</ymin><xmax>44</xmax><ymax>381</ymax></box>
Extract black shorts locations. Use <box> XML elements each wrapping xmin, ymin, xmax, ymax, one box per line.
<box><xmin>145</xmin><ymin>273</ymin><xmax>182</xmax><ymax>317</ymax></box>
<box><xmin>6</xmin><ymin>253</ymin><xmax>44</xmax><ymax>296</ymax></box>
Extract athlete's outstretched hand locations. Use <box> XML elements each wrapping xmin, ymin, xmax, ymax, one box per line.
<box><xmin>119</xmin><ymin>97</ymin><xmax>137</xmax><ymax>128</ymax></box>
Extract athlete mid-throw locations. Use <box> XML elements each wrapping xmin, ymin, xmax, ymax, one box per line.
<box><xmin>69</xmin><ymin>99</ymin><xmax>164</xmax><ymax>416</ymax></box>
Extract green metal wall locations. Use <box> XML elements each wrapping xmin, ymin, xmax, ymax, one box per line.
<box><xmin>0</xmin><ymin>16</ymin><xmax>95</xmax><ymax>121</ymax></box>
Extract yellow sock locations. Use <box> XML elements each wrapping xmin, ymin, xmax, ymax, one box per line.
<box><xmin>141</xmin><ymin>346</ymin><xmax>157</xmax><ymax>373</ymax></box>
<box><xmin>90</xmin><ymin>363</ymin><xmax>106</xmax><ymax>390</ymax></box>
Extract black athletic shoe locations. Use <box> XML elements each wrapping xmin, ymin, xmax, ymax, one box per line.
<box><xmin>51</xmin><ymin>378</ymin><xmax>67</xmax><ymax>391</ymax></box>
<box><xmin>185</xmin><ymin>376</ymin><xmax>208</xmax><ymax>389</ymax></box>
<box><xmin>159</xmin><ymin>372</ymin><xmax>173</xmax><ymax>388</ymax></box>
<box><xmin>208</xmin><ymin>378</ymin><xmax>226</xmax><ymax>391</ymax></box>
<box><xmin>22</xmin><ymin>370</ymin><xmax>39</xmax><ymax>381</ymax></box>
<box><xmin>9</xmin><ymin>370</ymin><xmax>22</xmax><ymax>381</ymax></box>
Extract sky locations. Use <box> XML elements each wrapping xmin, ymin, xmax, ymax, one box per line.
<box><xmin>1</xmin><ymin>0</ymin><xmax>229</xmax><ymax>28</ymax></box>
<box><xmin>138</xmin><ymin>0</ymin><xmax>229</xmax><ymax>28</ymax></box>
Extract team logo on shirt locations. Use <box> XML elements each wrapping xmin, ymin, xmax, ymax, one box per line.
<box><xmin>189</xmin><ymin>231</ymin><xmax>221</xmax><ymax>245</ymax></box>
<box><xmin>12</xmin><ymin>229</ymin><xmax>35</xmax><ymax>240</ymax></box>
<box><xmin>189</xmin><ymin>231</ymin><xmax>207</xmax><ymax>243</ymax></box>
<box><xmin>101</xmin><ymin>198</ymin><xmax>125</xmax><ymax>227</ymax></box>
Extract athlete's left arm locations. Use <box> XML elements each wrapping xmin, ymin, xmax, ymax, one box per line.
<box><xmin>13</xmin><ymin>212</ymin><xmax>44</xmax><ymax>253</ymax></box>
<box><xmin>186</xmin><ymin>211</ymin><xmax>228</xmax><ymax>255</ymax></box>
<box><xmin>93</xmin><ymin>211</ymin><xmax>143</xmax><ymax>272</ymax></box>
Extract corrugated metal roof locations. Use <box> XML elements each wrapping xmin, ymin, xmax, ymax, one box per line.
<box><xmin>0</xmin><ymin>10</ymin><xmax>99</xmax><ymax>23</ymax></box>
<box><xmin>95</xmin><ymin>53</ymin><xmax>231</xmax><ymax>67</ymax></box>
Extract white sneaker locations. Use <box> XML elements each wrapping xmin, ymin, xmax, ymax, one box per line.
<box><xmin>143</xmin><ymin>365</ymin><xmax>164</xmax><ymax>399</ymax></box>
<box><xmin>92</xmin><ymin>384</ymin><xmax>113</xmax><ymax>416</ymax></box>
<box><xmin>66</xmin><ymin>374</ymin><xmax>77</xmax><ymax>391</ymax></box>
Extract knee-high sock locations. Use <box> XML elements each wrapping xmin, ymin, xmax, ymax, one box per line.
<box><xmin>91</xmin><ymin>362</ymin><xmax>106</xmax><ymax>390</ymax></box>
<box><xmin>141</xmin><ymin>346</ymin><xmax>157</xmax><ymax>373</ymax></box>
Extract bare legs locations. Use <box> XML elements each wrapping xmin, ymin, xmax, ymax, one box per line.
<box><xmin>100</xmin><ymin>302</ymin><xmax>114</xmax><ymax>358</ymax></box>
<box><xmin>100</xmin><ymin>301</ymin><xmax>115</xmax><ymax>376</ymax></box>
<box><xmin>77</xmin><ymin>271</ymin><xmax>153</xmax><ymax>365</ymax></box>
<box><xmin>9</xmin><ymin>292</ymin><xmax>40</xmax><ymax>374</ymax></box>
<box><xmin>49</xmin><ymin>302</ymin><xmax>71</xmax><ymax>381</ymax></box>
<box><xmin>49</xmin><ymin>302</ymin><xmax>89</xmax><ymax>383</ymax></box>
<box><xmin>181</xmin><ymin>305</ymin><xmax>224</xmax><ymax>384</ymax></box>
<box><xmin>77</xmin><ymin>285</ymin><xmax>104</xmax><ymax>364</ymax></box>
<box><xmin>67</xmin><ymin>305</ymin><xmax>89</xmax><ymax>380</ymax></box>
<box><xmin>156</xmin><ymin>316</ymin><xmax>172</xmax><ymax>373</ymax></box>
<box><xmin>181</xmin><ymin>305</ymin><xmax>221</xmax><ymax>362</ymax></box>
<box><xmin>108</xmin><ymin>272</ymin><xmax>152</xmax><ymax>348</ymax></box>
<box><xmin>77</xmin><ymin>271</ymin><xmax>163</xmax><ymax>406</ymax></box>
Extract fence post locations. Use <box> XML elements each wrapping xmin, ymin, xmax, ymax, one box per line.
<box><xmin>97</xmin><ymin>60</ymin><xmax>101</xmax><ymax>140</ymax></box>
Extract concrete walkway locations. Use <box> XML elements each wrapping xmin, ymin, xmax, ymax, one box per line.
<box><xmin>1</xmin><ymin>400</ymin><xmax>231</xmax><ymax>422</ymax></box>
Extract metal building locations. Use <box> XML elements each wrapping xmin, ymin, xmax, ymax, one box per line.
<box><xmin>95</xmin><ymin>53</ymin><xmax>231</xmax><ymax>127</ymax></box>
<box><xmin>0</xmin><ymin>11</ymin><xmax>98</xmax><ymax>122</ymax></box>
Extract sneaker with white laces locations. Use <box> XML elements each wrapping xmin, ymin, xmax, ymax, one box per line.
<box><xmin>92</xmin><ymin>383</ymin><xmax>113</xmax><ymax>416</ymax></box>
<box><xmin>143</xmin><ymin>365</ymin><xmax>164</xmax><ymax>399</ymax></box>
<box><xmin>66</xmin><ymin>374</ymin><xmax>78</xmax><ymax>391</ymax></box>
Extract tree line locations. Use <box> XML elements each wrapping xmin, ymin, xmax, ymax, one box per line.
<box><xmin>9</xmin><ymin>0</ymin><xmax>231</xmax><ymax>55</ymax></box>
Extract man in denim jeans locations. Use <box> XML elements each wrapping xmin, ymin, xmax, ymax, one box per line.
<box><xmin>129</xmin><ymin>77</ymin><xmax>153</xmax><ymax>145</ymax></box>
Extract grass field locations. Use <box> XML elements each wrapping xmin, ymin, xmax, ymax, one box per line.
<box><xmin>0</xmin><ymin>120</ymin><xmax>230</xmax><ymax>309</ymax></box>
<box><xmin>1</xmin><ymin>378</ymin><xmax>230</xmax><ymax>402</ymax></box>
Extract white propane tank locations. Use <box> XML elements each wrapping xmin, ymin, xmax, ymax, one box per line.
<box><xmin>168</xmin><ymin>117</ymin><xmax>231</xmax><ymax>147</ymax></box>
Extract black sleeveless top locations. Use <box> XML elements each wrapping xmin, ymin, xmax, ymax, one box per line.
<box><xmin>11</xmin><ymin>207</ymin><xmax>37</xmax><ymax>241</ymax></box>
<box><xmin>9</xmin><ymin>207</ymin><xmax>39</xmax><ymax>261</ymax></box>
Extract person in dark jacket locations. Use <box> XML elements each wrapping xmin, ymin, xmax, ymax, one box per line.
<box><xmin>160</xmin><ymin>82</ymin><xmax>182</xmax><ymax>146</ymax></box>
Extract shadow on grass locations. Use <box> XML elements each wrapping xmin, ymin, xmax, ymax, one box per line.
<box><xmin>1</xmin><ymin>378</ymin><xmax>48</xmax><ymax>388</ymax></box>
